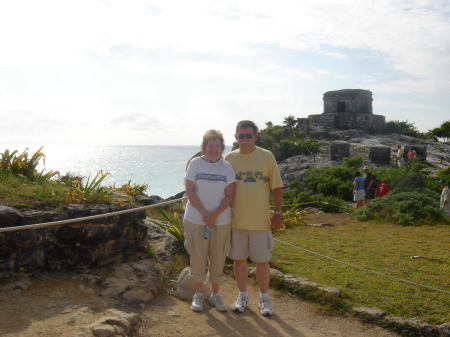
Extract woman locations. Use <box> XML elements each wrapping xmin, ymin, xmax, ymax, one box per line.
<box><xmin>408</xmin><ymin>147</ymin><xmax>417</xmax><ymax>159</ymax></box>
<box><xmin>183</xmin><ymin>129</ymin><xmax>236</xmax><ymax>312</ymax></box>
<box><xmin>353</xmin><ymin>171</ymin><xmax>365</xmax><ymax>208</ymax></box>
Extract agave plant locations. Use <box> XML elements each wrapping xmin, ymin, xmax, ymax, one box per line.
<box><xmin>69</xmin><ymin>170</ymin><xmax>115</xmax><ymax>204</ymax></box>
<box><xmin>110</xmin><ymin>180</ymin><xmax>149</xmax><ymax>196</ymax></box>
<box><xmin>147</xmin><ymin>207</ymin><xmax>185</xmax><ymax>251</ymax></box>
<box><xmin>0</xmin><ymin>147</ymin><xmax>59</xmax><ymax>183</ymax></box>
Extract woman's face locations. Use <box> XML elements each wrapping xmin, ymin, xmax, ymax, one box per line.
<box><xmin>204</xmin><ymin>138</ymin><xmax>223</xmax><ymax>162</ymax></box>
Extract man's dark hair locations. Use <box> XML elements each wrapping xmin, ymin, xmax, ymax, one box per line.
<box><xmin>236</xmin><ymin>120</ymin><xmax>258</xmax><ymax>134</ymax></box>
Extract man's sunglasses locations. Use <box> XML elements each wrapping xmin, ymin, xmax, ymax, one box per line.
<box><xmin>237</xmin><ymin>133</ymin><xmax>253</xmax><ymax>139</ymax></box>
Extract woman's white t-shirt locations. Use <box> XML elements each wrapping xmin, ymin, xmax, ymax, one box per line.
<box><xmin>184</xmin><ymin>156</ymin><xmax>236</xmax><ymax>226</ymax></box>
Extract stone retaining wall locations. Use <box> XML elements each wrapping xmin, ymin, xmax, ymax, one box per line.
<box><xmin>0</xmin><ymin>204</ymin><xmax>148</xmax><ymax>278</ymax></box>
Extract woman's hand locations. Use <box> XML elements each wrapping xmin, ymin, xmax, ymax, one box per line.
<box><xmin>202</xmin><ymin>213</ymin><xmax>217</xmax><ymax>227</ymax></box>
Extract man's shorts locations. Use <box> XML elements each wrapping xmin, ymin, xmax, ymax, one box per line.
<box><xmin>364</xmin><ymin>188</ymin><xmax>372</xmax><ymax>200</ymax></box>
<box><xmin>354</xmin><ymin>190</ymin><xmax>364</xmax><ymax>201</ymax></box>
<box><xmin>228</xmin><ymin>229</ymin><xmax>274</xmax><ymax>263</ymax></box>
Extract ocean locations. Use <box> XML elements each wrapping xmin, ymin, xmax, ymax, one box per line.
<box><xmin>2</xmin><ymin>145</ymin><xmax>232</xmax><ymax>199</ymax></box>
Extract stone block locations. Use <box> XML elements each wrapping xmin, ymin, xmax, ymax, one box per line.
<box><xmin>0</xmin><ymin>205</ymin><xmax>23</xmax><ymax>228</ymax></box>
<box><xmin>369</xmin><ymin>146</ymin><xmax>391</xmax><ymax>164</ymax></box>
<box><xmin>330</xmin><ymin>142</ymin><xmax>350</xmax><ymax>161</ymax></box>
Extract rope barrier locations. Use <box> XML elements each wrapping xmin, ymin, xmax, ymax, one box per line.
<box><xmin>0</xmin><ymin>197</ymin><xmax>187</xmax><ymax>233</ymax></box>
<box><xmin>4</xmin><ymin>196</ymin><xmax>445</xmax><ymax>295</ymax></box>
<box><xmin>273</xmin><ymin>237</ymin><xmax>450</xmax><ymax>295</ymax></box>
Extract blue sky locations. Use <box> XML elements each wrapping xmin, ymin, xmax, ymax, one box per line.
<box><xmin>1</xmin><ymin>0</ymin><xmax>449</xmax><ymax>147</ymax></box>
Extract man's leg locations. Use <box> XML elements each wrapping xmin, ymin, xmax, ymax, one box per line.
<box><xmin>255</xmin><ymin>261</ymin><xmax>270</xmax><ymax>293</ymax></box>
<box><xmin>234</xmin><ymin>258</ymin><xmax>248</xmax><ymax>292</ymax></box>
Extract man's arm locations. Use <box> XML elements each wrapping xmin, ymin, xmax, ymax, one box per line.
<box><xmin>271</xmin><ymin>187</ymin><xmax>283</xmax><ymax>231</ymax></box>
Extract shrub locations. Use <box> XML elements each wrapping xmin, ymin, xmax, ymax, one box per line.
<box><xmin>352</xmin><ymin>191</ymin><xmax>447</xmax><ymax>226</ymax></box>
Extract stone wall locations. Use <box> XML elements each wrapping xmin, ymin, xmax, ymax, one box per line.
<box><xmin>403</xmin><ymin>145</ymin><xmax>427</xmax><ymax>162</ymax></box>
<box><xmin>369</xmin><ymin>146</ymin><xmax>391</xmax><ymax>164</ymax></box>
<box><xmin>306</xmin><ymin>113</ymin><xmax>385</xmax><ymax>133</ymax></box>
<box><xmin>323</xmin><ymin>89</ymin><xmax>373</xmax><ymax>114</ymax></box>
<box><xmin>0</xmin><ymin>204</ymin><xmax>149</xmax><ymax>278</ymax></box>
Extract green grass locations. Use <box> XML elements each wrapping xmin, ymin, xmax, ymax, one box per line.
<box><xmin>0</xmin><ymin>172</ymin><xmax>71</xmax><ymax>208</ymax></box>
<box><xmin>271</xmin><ymin>215</ymin><xmax>450</xmax><ymax>325</ymax></box>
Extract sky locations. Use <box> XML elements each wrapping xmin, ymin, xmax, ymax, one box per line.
<box><xmin>1</xmin><ymin>0</ymin><xmax>449</xmax><ymax>147</ymax></box>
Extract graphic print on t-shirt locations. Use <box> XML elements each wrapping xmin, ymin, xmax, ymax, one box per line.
<box><xmin>195</xmin><ymin>173</ymin><xmax>227</xmax><ymax>183</ymax></box>
<box><xmin>235</xmin><ymin>170</ymin><xmax>269</xmax><ymax>183</ymax></box>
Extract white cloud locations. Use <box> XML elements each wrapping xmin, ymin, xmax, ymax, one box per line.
<box><xmin>1</xmin><ymin>0</ymin><xmax>450</xmax><ymax>145</ymax></box>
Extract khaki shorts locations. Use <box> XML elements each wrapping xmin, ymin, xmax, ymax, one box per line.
<box><xmin>228</xmin><ymin>229</ymin><xmax>274</xmax><ymax>263</ymax></box>
<box><xmin>354</xmin><ymin>190</ymin><xmax>364</xmax><ymax>201</ymax></box>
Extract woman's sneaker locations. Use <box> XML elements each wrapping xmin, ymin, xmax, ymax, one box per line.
<box><xmin>210</xmin><ymin>294</ymin><xmax>227</xmax><ymax>312</ymax></box>
<box><xmin>259</xmin><ymin>297</ymin><xmax>273</xmax><ymax>316</ymax></box>
<box><xmin>232</xmin><ymin>294</ymin><xmax>249</xmax><ymax>313</ymax></box>
<box><xmin>191</xmin><ymin>293</ymin><xmax>204</xmax><ymax>311</ymax></box>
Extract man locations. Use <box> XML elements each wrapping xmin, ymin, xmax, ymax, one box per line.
<box><xmin>224</xmin><ymin>120</ymin><xmax>283</xmax><ymax>316</ymax></box>
<box><xmin>362</xmin><ymin>166</ymin><xmax>374</xmax><ymax>205</ymax></box>
<box><xmin>439</xmin><ymin>179</ymin><xmax>450</xmax><ymax>216</ymax></box>
<box><xmin>397</xmin><ymin>145</ymin><xmax>404</xmax><ymax>167</ymax></box>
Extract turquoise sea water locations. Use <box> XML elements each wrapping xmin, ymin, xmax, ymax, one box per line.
<box><xmin>2</xmin><ymin>145</ymin><xmax>232</xmax><ymax>199</ymax></box>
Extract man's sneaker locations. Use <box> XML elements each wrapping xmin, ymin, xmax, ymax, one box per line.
<box><xmin>259</xmin><ymin>297</ymin><xmax>273</xmax><ymax>316</ymax></box>
<box><xmin>210</xmin><ymin>294</ymin><xmax>227</xmax><ymax>312</ymax></box>
<box><xmin>191</xmin><ymin>293</ymin><xmax>204</xmax><ymax>312</ymax></box>
<box><xmin>232</xmin><ymin>294</ymin><xmax>249</xmax><ymax>313</ymax></box>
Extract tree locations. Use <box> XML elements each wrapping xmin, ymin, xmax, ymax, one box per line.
<box><xmin>283</xmin><ymin>115</ymin><xmax>297</xmax><ymax>129</ymax></box>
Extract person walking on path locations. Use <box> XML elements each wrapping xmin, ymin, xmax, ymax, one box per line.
<box><xmin>353</xmin><ymin>171</ymin><xmax>364</xmax><ymax>208</ymax></box>
<box><xmin>375</xmin><ymin>179</ymin><xmax>390</xmax><ymax>198</ymax></box>
<box><xmin>439</xmin><ymin>179</ymin><xmax>450</xmax><ymax>216</ymax></box>
<box><xmin>184</xmin><ymin>129</ymin><xmax>236</xmax><ymax>312</ymax></box>
<box><xmin>362</xmin><ymin>166</ymin><xmax>374</xmax><ymax>205</ymax></box>
<box><xmin>224</xmin><ymin>120</ymin><xmax>283</xmax><ymax>317</ymax></box>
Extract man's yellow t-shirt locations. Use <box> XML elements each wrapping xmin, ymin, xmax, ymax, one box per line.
<box><xmin>224</xmin><ymin>147</ymin><xmax>283</xmax><ymax>231</ymax></box>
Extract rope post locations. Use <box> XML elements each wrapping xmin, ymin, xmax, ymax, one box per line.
<box><xmin>318</xmin><ymin>197</ymin><xmax>321</xmax><ymax>209</ymax></box>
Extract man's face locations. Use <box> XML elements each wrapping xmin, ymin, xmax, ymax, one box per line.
<box><xmin>440</xmin><ymin>182</ymin><xmax>446</xmax><ymax>188</ymax></box>
<box><xmin>363</xmin><ymin>168</ymin><xmax>369</xmax><ymax>174</ymax></box>
<box><xmin>235</xmin><ymin>126</ymin><xmax>257</xmax><ymax>152</ymax></box>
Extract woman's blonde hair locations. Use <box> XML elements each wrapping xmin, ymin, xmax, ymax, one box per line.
<box><xmin>201</xmin><ymin>129</ymin><xmax>225</xmax><ymax>154</ymax></box>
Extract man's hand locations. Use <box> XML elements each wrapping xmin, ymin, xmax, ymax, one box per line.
<box><xmin>271</xmin><ymin>213</ymin><xmax>282</xmax><ymax>231</ymax></box>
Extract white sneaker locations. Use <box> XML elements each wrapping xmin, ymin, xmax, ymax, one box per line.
<box><xmin>232</xmin><ymin>294</ymin><xmax>249</xmax><ymax>313</ymax></box>
<box><xmin>259</xmin><ymin>297</ymin><xmax>273</xmax><ymax>316</ymax></box>
<box><xmin>191</xmin><ymin>293</ymin><xmax>204</xmax><ymax>311</ymax></box>
<box><xmin>210</xmin><ymin>294</ymin><xmax>227</xmax><ymax>312</ymax></box>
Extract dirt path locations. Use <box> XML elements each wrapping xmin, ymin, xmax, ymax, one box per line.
<box><xmin>0</xmin><ymin>270</ymin><xmax>400</xmax><ymax>337</ymax></box>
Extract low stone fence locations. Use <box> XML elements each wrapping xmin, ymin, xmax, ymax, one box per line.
<box><xmin>0</xmin><ymin>204</ymin><xmax>149</xmax><ymax>278</ymax></box>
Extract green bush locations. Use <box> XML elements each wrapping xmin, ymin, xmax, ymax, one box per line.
<box><xmin>352</xmin><ymin>191</ymin><xmax>447</xmax><ymax>226</ymax></box>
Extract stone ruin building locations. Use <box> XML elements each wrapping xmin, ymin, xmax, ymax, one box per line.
<box><xmin>298</xmin><ymin>89</ymin><xmax>385</xmax><ymax>133</ymax></box>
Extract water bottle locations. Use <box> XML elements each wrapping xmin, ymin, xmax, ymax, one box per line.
<box><xmin>203</xmin><ymin>226</ymin><xmax>212</xmax><ymax>239</ymax></box>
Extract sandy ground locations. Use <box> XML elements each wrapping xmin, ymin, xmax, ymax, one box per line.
<box><xmin>0</xmin><ymin>213</ymin><xmax>401</xmax><ymax>337</ymax></box>
<box><xmin>0</xmin><ymin>271</ymin><xmax>400</xmax><ymax>337</ymax></box>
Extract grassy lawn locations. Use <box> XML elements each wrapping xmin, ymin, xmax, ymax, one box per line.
<box><xmin>271</xmin><ymin>213</ymin><xmax>450</xmax><ymax>325</ymax></box>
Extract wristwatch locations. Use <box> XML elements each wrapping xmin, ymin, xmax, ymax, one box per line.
<box><xmin>274</xmin><ymin>211</ymin><xmax>282</xmax><ymax>215</ymax></box>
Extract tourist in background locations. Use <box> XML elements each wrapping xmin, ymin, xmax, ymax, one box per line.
<box><xmin>439</xmin><ymin>179</ymin><xmax>450</xmax><ymax>216</ymax></box>
<box><xmin>225</xmin><ymin>120</ymin><xmax>283</xmax><ymax>317</ymax></box>
<box><xmin>375</xmin><ymin>179</ymin><xmax>390</xmax><ymax>198</ymax></box>
<box><xmin>397</xmin><ymin>145</ymin><xmax>404</xmax><ymax>167</ymax></box>
<box><xmin>408</xmin><ymin>147</ymin><xmax>417</xmax><ymax>160</ymax></box>
<box><xmin>353</xmin><ymin>171</ymin><xmax>364</xmax><ymax>208</ymax></box>
<box><xmin>184</xmin><ymin>129</ymin><xmax>236</xmax><ymax>312</ymax></box>
<box><xmin>362</xmin><ymin>166</ymin><xmax>374</xmax><ymax>205</ymax></box>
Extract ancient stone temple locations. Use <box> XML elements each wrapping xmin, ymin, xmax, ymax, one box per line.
<box><xmin>298</xmin><ymin>89</ymin><xmax>385</xmax><ymax>133</ymax></box>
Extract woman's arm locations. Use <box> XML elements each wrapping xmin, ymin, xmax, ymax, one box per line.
<box><xmin>202</xmin><ymin>182</ymin><xmax>235</xmax><ymax>225</ymax></box>
<box><xmin>185</xmin><ymin>180</ymin><xmax>208</xmax><ymax>216</ymax></box>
